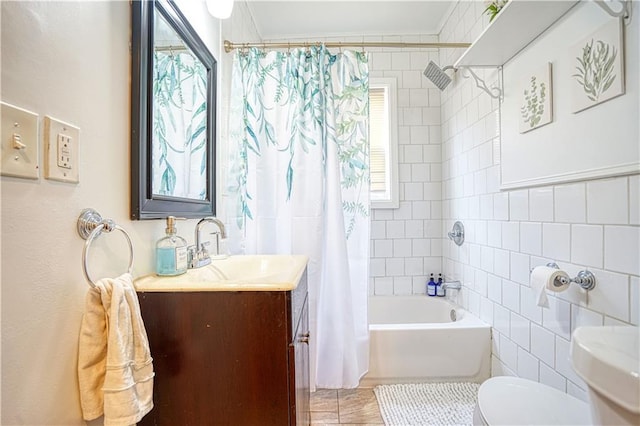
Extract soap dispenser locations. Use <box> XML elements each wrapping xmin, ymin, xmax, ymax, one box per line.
<box><xmin>436</xmin><ymin>273</ymin><xmax>445</xmax><ymax>297</ymax></box>
<box><xmin>427</xmin><ymin>273</ymin><xmax>437</xmax><ymax>296</ymax></box>
<box><xmin>156</xmin><ymin>216</ymin><xmax>188</xmax><ymax>276</ymax></box>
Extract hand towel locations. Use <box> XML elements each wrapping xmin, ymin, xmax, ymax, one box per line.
<box><xmin>78</xmin><ymin>273</ymin><xmax>154</xmax><ymax>426</ymax></box>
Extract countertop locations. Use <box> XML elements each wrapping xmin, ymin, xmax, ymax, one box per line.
<box><xmin>134</xmin><ymin>254</ymin><xmax>309</xmax><ymax>292</ymax></box>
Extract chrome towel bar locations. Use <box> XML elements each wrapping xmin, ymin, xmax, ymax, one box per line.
<box><xmin>77</xmin><ymin>208</ymin><xmax>134</xmax><ymax>288</ymax></box>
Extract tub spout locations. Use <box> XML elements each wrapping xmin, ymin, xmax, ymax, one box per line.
<box><xmin>442</xmin><ymin>280</ymin><xmax>462</xmax><ymax>291</ymax></box>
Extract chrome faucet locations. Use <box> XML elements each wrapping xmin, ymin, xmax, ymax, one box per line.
<box><xmin>442</xmin><ymin>280</ymin><xmax>462</xmax><ymax>291</ymax></box>
<box><xmin>189</xmin><ymin>217</ymin><xmax>227</xmax><ymax>268</ymax></box>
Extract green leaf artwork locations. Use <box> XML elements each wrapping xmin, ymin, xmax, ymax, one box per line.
<box><xmin>520</xmin><ymin>76</ymin><xmax>546</xmax><ymax>128</ymax></box>
<box><xmin>573</xmin><ymin>39</ymin><xmax>618</xmax><ymax>102</ymax></box>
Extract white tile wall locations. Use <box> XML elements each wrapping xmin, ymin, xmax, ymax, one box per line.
<box><xmin>499</xmin><ymin>335</ymin><xmax>518</xmax><ymax>371</ymax></box>
<box><xmin>542</xmin><ymin>223</ymin><xmax>571</xmax><ymax>262</ymax></box>
<box><xmin>570</xmin><ymin>305</ymin><xmax>603</xmax><ymax>333</ymax></box>
<box><xmin>502</xmin><ymin>222</ymin><xmax>519</xmax><ymax>252</ymax></box>
<box><xmin>367</xmin><ymin>37</ymin><xmax>444</xmax><ymax>295</ymax></box>
<box><xmin>517</xmin><ymin>347</ymin><xmax>539</xmax><ymax>381</ymax></box>
<box><xmin>539</xmin><ymin>362</ymin><xmax>566</xmax><ymax>392</ymax></box>
<box><xmin>509</xmin><ymin>190</ymin><xmax>529</xmax><ymax>221</ymax></box>
<box><xmin>529</xmin><ymin>188</ymin><xmax>554</xmax><ymax>222</ymax></box>
<box><xmin>530</xmin><ymin>324</ymin><xmax>555</xmax><ymax>367</ymax></box>
<box><xmin>494</xmin><ymin>304</ymin><xmax>511</xmax><ymax>336</ymax></box>
<box><xmin>439</xmin><ymin>1</ymin><xmax>638</xmax><ymax>402</ymax></box>
<box><xmin>587</xmin><ymin>178</ymin><xmax>629</xmax><ymax>225</ymax></box>
<box><xmin>510</xmin><ymin>252</ymin><xmax>530</xmax><ymax>285</ymax></box>
<box><xmin>542</xmin><ymin>297</ymin><xmax>571</xmax><ymax>340</ymax></box>
<box><xmin>502</xmin><ymin>279</ymin><xmax>520</xmax><ymax>313</ymax></box>
<box><xmin>554</xmin><ymin>336</ymin><xmax>586</xmax><ymax>388</ymax></box>
<box><xmin>510</xmin><ymin>312</ymin><xmax>530</xmax><ymax>350</ymax></box>
<box><xmin>604</xmin><ymin>225</ymin><xmax>640</xmax><ymax>275</ymax></box>
<box><xmin>631</xmin><ymin>276</ymin><xmax>639</xmax><ymax>326</ymax></box>
<box><xmin>570</xmin><ymin>224</ymin><xmax>603</xmax><ymax>268</ymax></box>
<box><xmin>630</xmin><ymin>175</ymin><xmax>640</xmax><ymax>225</ymax></box>
<box><xmin>554</xmin><ymin>183</ymin><xmax>586</xmax><ymax>224</ymax></box>
<box><xmin>520</xmin><ymin>288</ymin><xmax>543</xmax><ymax>325</ymax></box>
<box><xmin>520</xmin><ymin>222</ymin><xmax>542</xmax><ymax>255</ymax></box>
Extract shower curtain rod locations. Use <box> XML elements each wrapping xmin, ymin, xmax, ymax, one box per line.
<box><xmin>223</xmin><ymin>39</ymin><xmax>471</xmax><ymax>53</ymax></box>
<box><xmin>155</xmin><ymin>45</ymin><xmax>190</xmax><ymax>52</ymax></box>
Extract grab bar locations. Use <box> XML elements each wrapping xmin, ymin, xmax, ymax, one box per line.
<box><xmin>77</xmin><ymin>208</ymin><xmax>134</xmax><ymax>288</ymax></box>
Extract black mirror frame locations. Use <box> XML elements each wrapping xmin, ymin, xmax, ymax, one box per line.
<box><xmin>131</xmin><ymin>0</ymin><xmax>217</xmax><ymax>220</ymax></box>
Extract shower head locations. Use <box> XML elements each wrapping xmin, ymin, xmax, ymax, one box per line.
<box><xmin>423</xmin><ymin>61</ymin><xmax>455</xmax><ymax>91</ymax></box>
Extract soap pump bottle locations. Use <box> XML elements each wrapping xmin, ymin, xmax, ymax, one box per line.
<box><xmin>156</xmin><ymin>216</ymin><xmax>188</xmax><ymax>276</ymax></box>
<box><xmin>427</xmin><ymin>273</ymin><xmax>437</xmax><ymax>296</ymax></box>
<box><xmin>436</xmin><ymin>273</ymin><xmax>445</xmax><ymax>297</ymax></box>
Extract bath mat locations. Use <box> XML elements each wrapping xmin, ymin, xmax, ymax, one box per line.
<box><xmin>374</xmin><ymin>382</ymin><xmax>479</xmax><ymax>426</ymax></box>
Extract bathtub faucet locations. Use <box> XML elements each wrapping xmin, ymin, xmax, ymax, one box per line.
<box><xmin>442</xmin><ymin>280</ymin><xmax>462</xmax><ymax>291</ymax></box>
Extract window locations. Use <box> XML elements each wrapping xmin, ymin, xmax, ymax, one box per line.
<box><xmin>369</xmin><ymin>77</ymin><xmax>399</xmax><ymax>209</ymax></box>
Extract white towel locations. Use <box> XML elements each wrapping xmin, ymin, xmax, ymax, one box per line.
<box><xmin>78</xmin><ymin>273</ymin><xmax>154</xmax><ymax>426</ymax></box>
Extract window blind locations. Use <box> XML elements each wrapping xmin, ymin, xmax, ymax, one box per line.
<box><xmin>369</xmin><ymin>87</ymin><xmax>388</xmax><ymax>193</ymax></box>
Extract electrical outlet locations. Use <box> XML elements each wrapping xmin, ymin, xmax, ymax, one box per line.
<box><xmin>44</xmin><ymin>116</ymin><xmax>79</xmax><ymax>183</ymax></box>
<box><xmin>57</xmin><ymin>133</ymin><xmax>72</xmax><ymax>169</ymax></box>
<box><xmin>1</xmin><ymin>102</ymin><xmax>40</xmax><ymax>179</ymax></box>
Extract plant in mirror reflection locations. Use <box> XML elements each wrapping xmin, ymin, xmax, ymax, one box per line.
<box><xmin>153</xmin><ymin>50</ymin><xmax>208</xmax><ymax>199</ymax></box>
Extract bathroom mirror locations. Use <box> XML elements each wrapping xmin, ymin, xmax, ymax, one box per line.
<box><xmin>131</xmin><ymin>0</ymin><xmax>217</xmax><ymax>219</ymax></box>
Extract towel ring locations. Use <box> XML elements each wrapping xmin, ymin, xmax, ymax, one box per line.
<box><xmin>78</xmin><ymin>208</ymin><xmax>134</xmax><ymax>288</ymax></box>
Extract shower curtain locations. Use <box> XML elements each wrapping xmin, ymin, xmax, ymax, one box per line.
<box><xmin>227</xmin><ymin>46</ymin><xmax>370</xmax><ymax>389</ymax></box>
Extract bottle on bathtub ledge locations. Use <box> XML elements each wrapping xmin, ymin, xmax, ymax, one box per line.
<box><xmin>427</xmin><ymin>273</ymin><xmax>437</xmax><ymax>296</ymax></box>
<box><xmin>436</xmin><ymin>273</ymin><xmax>445</xmax><ymax>297</ymax></box>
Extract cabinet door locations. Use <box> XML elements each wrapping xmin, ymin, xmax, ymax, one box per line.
<box><xmin>294</xmin><ymin>298</ymin><xmax>310</xmax><ymax>425</ymax></box>
<box><xmin>138</xmin><ymin>291</ymin><xmax>291</xmax><ymax>425</ymax></box>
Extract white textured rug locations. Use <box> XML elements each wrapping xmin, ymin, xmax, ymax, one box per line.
<box><xmin>374</xmin><ymin>382</ymin><xmax>480</xmax><ymax>426</ymax></box>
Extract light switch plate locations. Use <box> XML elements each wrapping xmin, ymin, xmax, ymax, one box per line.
<box><xmin>44</xmin><ymin>116</ymin><xmax>79</xmax><ymax>183</ymax></box>
<box><xmin>1</xmin><ymin>102</ymin><xmax>40</xmax><ymax>179</ymax></box>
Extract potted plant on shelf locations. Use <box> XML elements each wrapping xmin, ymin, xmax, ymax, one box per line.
<box><xmin>484</xmin><ymin>0</ymin><xmax>509</xmax><ymax>22</ymax></box>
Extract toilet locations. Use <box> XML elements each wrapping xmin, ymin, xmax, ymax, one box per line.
<box><xmin>473</xmin><ymin>376</ymin><xmax>591</xmax><ymax>425</ymax></box>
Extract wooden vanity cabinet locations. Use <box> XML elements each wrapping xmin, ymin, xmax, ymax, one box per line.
<box><xmin>137</xmin><ymin>272</ymin><xmax>309</xmax><ymax>426</ymax></box>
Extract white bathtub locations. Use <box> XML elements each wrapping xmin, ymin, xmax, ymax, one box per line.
<box><xmin>360</xmin><ymin>296</ymin><xmax>491</xmax><ymax>386</ymax></box>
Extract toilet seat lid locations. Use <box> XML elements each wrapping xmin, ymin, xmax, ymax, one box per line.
<box><xmin>477</xmin><ymin>377</ymin><xmax>591</xmax><ymax>425</ymax></box>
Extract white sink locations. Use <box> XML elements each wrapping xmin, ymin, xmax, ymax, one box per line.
<box><xmin>571</xmin><ymin>326</ymin><xmax>640</xmax><ymax>425</ymax></box>
<box><xmin>135</xmin><ymin>255</ymin><xmax>309</xmax><ymax>292</ymax></box>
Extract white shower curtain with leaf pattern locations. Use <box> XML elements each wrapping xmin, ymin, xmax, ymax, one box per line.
<box><xmin>227</xmin><ymin>46</ymin><xmax>370</xmax><ymax>388</ymax></box>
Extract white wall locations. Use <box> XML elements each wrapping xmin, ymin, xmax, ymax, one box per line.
<box><xmin>0</xmin><ymin>1</ymin><xmax>223</xmax><ymax>423</ymax></box>
<box><xmin>440</xmin><ymin>0</ymin><xmax>639</xmax><ymax>401</ymax></box>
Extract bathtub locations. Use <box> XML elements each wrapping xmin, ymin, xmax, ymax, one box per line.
<box><xmin>360</xmin><ymin>295</ymin><xmax>491</xmax><ymax>386</ymax></box>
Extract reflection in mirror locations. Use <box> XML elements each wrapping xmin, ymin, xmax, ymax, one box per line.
<box><xmin>153</xmin><ymin>12</ymin><xmax>207</xmax><ymax>200</ymax></box>
<box><xmin>131</xmin><ymin>0</ymin><xmax>217</xmax><ymax>220</ymax></box>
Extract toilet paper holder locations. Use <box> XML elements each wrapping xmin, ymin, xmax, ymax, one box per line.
<box><xmin>532</xmin><ymin>262</ymin><xmax>597</xmax><ymax>291</ymax></box>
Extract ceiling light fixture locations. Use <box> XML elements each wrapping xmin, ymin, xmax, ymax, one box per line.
<box><xmin>206</xmin><ymin>0</ymin><xmax>234</xmax><ymax>19</ymax></box>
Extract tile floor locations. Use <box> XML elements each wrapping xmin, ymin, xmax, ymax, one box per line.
<box><xmin>310</xmin><ymin>388</ymin><xmax>384</xmax><ymax>425</ymax></box>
